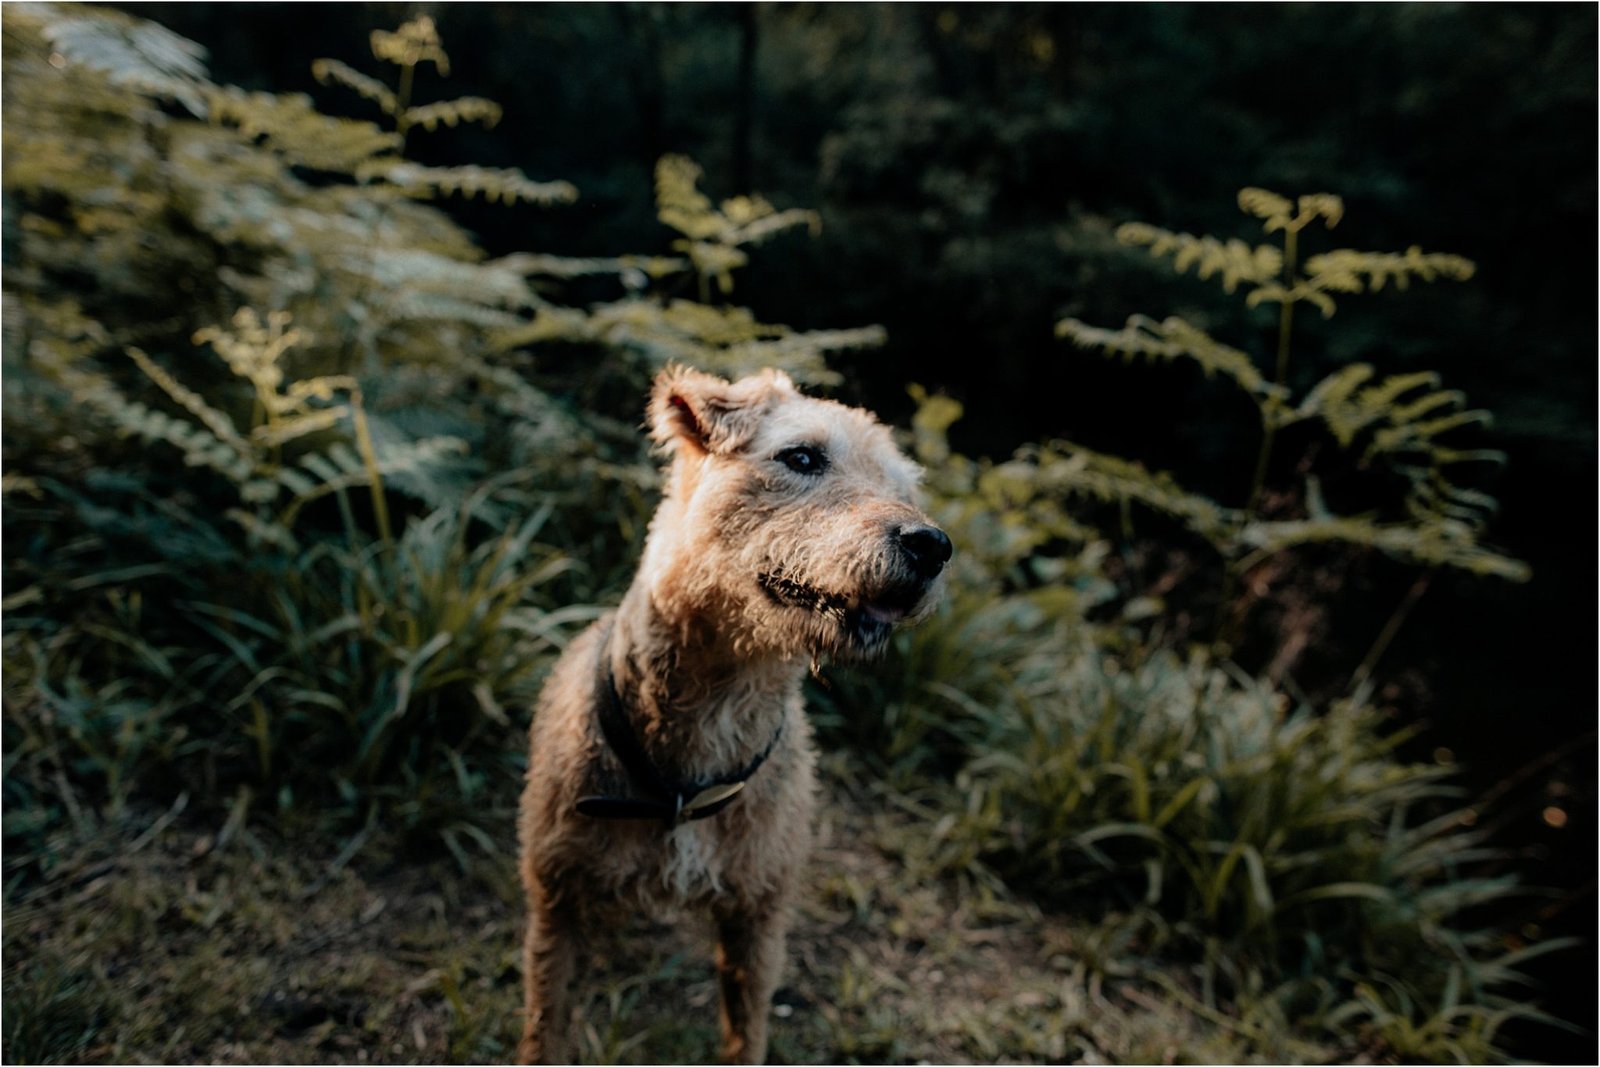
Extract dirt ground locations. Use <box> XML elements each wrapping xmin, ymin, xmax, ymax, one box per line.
<box><xmin>2</xmin><ymin>759</ymin><xmax>1318</xmax><ymax>1065</ymax></box>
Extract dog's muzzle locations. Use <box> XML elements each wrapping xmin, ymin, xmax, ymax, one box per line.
<box><xmin>756</xmin><ymin>522</ymin><xmax>951</xmax><ymax>651</ymax></box>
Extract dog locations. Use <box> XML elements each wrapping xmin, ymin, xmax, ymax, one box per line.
<box><xmin>516</xmin><ymin>365</ymin><xmax>951</xmax><ymax>1063</ymax></box>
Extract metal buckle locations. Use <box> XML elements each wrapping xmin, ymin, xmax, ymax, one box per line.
<box><xmin>681</xmin><ymin>780</ymin><xmax>746</xmax><ymax>817</ymax></box>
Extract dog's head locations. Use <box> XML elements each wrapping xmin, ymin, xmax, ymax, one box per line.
<box><xmin>641</xmin><ymin>365</ymin><xmax>950</xmax><ymax>660</ymax></box>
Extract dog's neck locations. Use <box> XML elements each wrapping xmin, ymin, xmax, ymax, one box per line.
<box><xmin>608</xmin><ymin>581</ymin><xmax>801</xmax><ymax>778</ymax></box>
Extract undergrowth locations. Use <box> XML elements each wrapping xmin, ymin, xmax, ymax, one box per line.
<box><xmin>0</xmin><ymin>5</ymin><xmax>1567</xmax><ymax>1064</ymax></box>
<box><xmin>1</xmin><ymin>4</ymin><xmax>871</xmax><ymax>839</ymax></box>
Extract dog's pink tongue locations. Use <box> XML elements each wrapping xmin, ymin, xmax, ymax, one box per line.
<box><xmin>861</xmin><ymin>602</ymin><xmax>908</xmax><ymax>624</ymax></box>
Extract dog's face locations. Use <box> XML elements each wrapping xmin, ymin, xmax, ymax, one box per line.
<box><xmin>642</xmin><ymin>366</ymin><xmax>950</xmax><ymax>660</ymax></box>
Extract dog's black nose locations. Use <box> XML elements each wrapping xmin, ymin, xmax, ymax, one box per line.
<box><xmin>898</xmin><ymin>525</ymin><xmax>952</xmax><ymax>580</ymax></box>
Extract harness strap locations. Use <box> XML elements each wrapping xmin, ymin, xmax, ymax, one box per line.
<box><xmin>575</xmin><ymin>622</ymin><xmax>783</xmax><ymax>828</ymax></box>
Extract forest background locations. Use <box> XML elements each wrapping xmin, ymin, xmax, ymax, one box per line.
<box><xmin>3</xmin><ymin>3</ymin><xmax>1594</xmax><ymax>1064</ymax></box>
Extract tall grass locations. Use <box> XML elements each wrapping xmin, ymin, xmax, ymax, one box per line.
<box><xmin>4</xmin><ymin>487</ymin><xmax>588</xmax><ymax>842</ymax></box>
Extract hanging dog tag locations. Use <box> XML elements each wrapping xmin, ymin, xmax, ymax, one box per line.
<box><xmin>682</xmin><ymin>780</ymin><xmax>746</xmax><ymax>816</ymax></box>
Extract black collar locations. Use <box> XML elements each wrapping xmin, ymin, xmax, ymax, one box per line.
<box><xmin>575</xmin><ymin>623</ymin><xmax>784</xmax><ymax>828</ymax></box>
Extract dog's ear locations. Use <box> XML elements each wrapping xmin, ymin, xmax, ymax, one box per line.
<box><xmin>649</xmin><ymin>366</ymin><xmax>795</xmax><ymax>456</ymax></box>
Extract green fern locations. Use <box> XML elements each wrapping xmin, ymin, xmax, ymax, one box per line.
<box><xmin>207</xmin><ymin>88</ymin><xmax>403</xmax><ymax>174</ymax></box>
<box><xmin>656</xmin><ymin>154</ymin><xmax>820</xmax><ymax>297</ymax></box>
<box><xmin>1010</xmin><ymin>442</ymin><xmax>1240</xmax><ymax>546</ymax></box>
<box><xmin>515</xmin><ymin>298</ymin><xmax>879</xmax><ymax>386</ymax></box>
<box><xmin>1115</xmin><ymin>223</ymin><xmax>1282</xmax><ymax>294</ymax></box>
<box><xmin>310</xmin><ymin>57</ymin><xmax>398</xmax><ymax>114</ymax></box>
<box><xmin>1056</xmin><ymin>187</ymin><xmax>1525</xmax><ymax>649</ymax></box>
<box><xmin>502</xmin><ymin>157</ymin><xmax>882</xmax><ymax>383</ymax></box>
<box><xmin>316</xmin><ymin>14</ymin><xmax>574</xmax><ymax>206</ymax></box>
<box><xmin>1237</xmin><ymin>188</ymin><xmax>1345</xmax><ymax>233</ymax></box>
<box><xmin>1238</xmin><ymin>515</ymin><xmax>1528</xmax><ymax>581</ymax></box>
<box><xmin>367</xmin><ymin>16</ymin><xmax>451</xmax><ymax>75</ymax></box>
<box><xmin>1056</xmin><ymin>314</ymin><xmax>1281</xmax><ymax>400</ymax></box>
<box><xmin>399</xmin><ymin>97</ymin><xmax>503</xmax><ymax>133</ymax></box>
<box><xmin>31</xmin><ymin>2</ymin><xmax>209</xmax><ymax>116</ymax></box>
<box><xmin>363</xmin><ymin>161</ymin><xmax>578</xmax><ymax>206</ymax></box>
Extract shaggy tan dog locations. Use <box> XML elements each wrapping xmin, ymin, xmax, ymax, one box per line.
<box><xmin>516</xmin><ymin>366</ymin><xmax>951</xmax><ymax>1064</ymax></box>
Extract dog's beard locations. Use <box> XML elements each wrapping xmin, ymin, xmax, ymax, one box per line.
<box><xmin>756</xmin><ymin>569</ymin><xmax>925</xmax><ymax>659</ymax></box>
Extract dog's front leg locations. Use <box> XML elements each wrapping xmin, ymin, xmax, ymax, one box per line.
<box><xmin>714</xmin><ymin>896</ymin><xmax>790</xmax><ymax>1065</ymax></box>
<box><xmin>518</xmin><ymin>891</ymin><xmax>578</xmax><ymax>1065</ymax></box>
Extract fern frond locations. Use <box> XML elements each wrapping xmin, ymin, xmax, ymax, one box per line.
<box><xmin>1237</xmin><ymin>187</ymin><xmax>1344</xmax><ymax>234</ymax></box>
<box><xmin>655</xmin><ymin>155</ymin><xmax>720</xmax><ymax>239</ymax></box>
<box><xmin>311</xmin><ymin>58</ymin><xmax>398</xmax><ymax>115</ymax></box>
<box><xmin>1370</xmin><ymin>410</ymin><xmax>1492</xmax><ymax>457</ymax></box>
<box><xmin>224</xmin><ymin>507</ymin><xmax>300</xmax><ymax>552</ymax></box>
<box><xmin>193</xmin><ymin>308</ymin><xmax>331</xmax><ymax>424</ymax></box>
<box><xmin>673</xmin><ymin>241</ymin><xmax>749</xmax><ymax>295</ymax></box>
<box><xmin>207</xmin><ymin>88</ymin><xmax>401</xmax><ymax>173</ymax></box>
<box><xmin>1057</xmin><ymin>315</ymin><xmax>1280</xmax><ymax>400</ymax></box>
<box><xmin>660</xmin><ymin>300</ymin><xmax>786</xmax><ymax>346</ymax></box>
<box><xmin>1296</xmin><ymin>193</ymin><xmax>1345</xmax><ymax>230</ymax></box>
<box><xmin>1239</xmin><ymin>517</ymin><xmax>1529</xmax><ymax>581</ymax></box>
<box><xmin>356</xmin><ymin>248</ymin><xmax>537</xmax><ymax>317</ymax></box>
<box><xmin>1387</xmin><ymin>387</ymin><xmax>1467</xmax><ymax>426</ymax></box>
<box><xmin>510</xmin><ymin>298</ymin><xmax>868</xmax><ymax>384</ymax></box>
<box><xmin>1117</xmin><ymin>223</ymin><xmax>1282</xmax><ymax>294</ymax></box>
<box><xmin>278</xmin><ymin>434</ymin><xmax>469</xmax><ymax>529</ymax></box>
<box><xmin>1292</xmin><ymin>364</ymin><xmax>1374</xmax><ymax>445</ymax></box>
<box><xmin>363</xmin><ymin>161</ymin><xmax>577</xmax><ymax>206</ymax></box>
<box><xmin>62</xmin><ymin>368</ymin><xmax>256</xmax><ymax>483</ymax></box>
<box><xmin>250</xmin><ymin>408</ymin><xmax>348</xmax><ymax>448</ymax></box>
<box><xmin>1403</xmin><ymin>470</ymin><xmax>1502</xmax><ymax>526</ymax></box>
<box><xmin>491</xmin><ymin>252</ymin><xmax>688</xmax><ymax>281</ymax></box>
<box><xmin>194</xmin><ymin>308</ymin><xmax>305</xmax><ymax>387</ymax></box>
<box><xmin>652</xmin><ymin>155</ymin><xmax>824</xmax><ymax>297</ymax></box>
<box><xmin>1291</xmin><ymin>363</ymin><xmax>1505</xmax><ymax>529</ymax></box>
<box><xmin>722</xmin><ymin>200</ymin><xmax>822</xmax><ymax>245</ymax></box>
<box><xmin>370</xmin><ymin>16</ymin><xmax>450</xmax><ymax>75</ymax></box>
<box><xmin>655</xmin><ymin>155</ymin><xmax>819</xmax><ymax>290</ymax></box>
<box><xmin>1305</xmin><ymin>247</ymin><xmax>1476</xmax><ymax>294</ymax></box>
<box><xmin>125</xmin><ymin>346</ymin><xmax>249</xmax><ymax>456</ymax></box>
<box><xmin>384</xmin><ymin>293</ymin><xmax>523</xmax><ymax>330</ymax></box>
<box><xmin>1299</xmin><ymin>366</ymin><xmax>1482</xmax><ymax>457</ymax></box>
<box><xmin>362</xmin><ymin>413</ymin><xmax>483</xmax><ymax>517</ymax></box>
<box><xmin>1243</xmin><ymin>243</ymin><xmax>1471</xmax><ymax>319</ymax></box>
<box><xmin>1022</xmin><ymin>441</ymin><xmax>1241</xmax><ymax>546</ymax></box>
<box><xmin>1245</xmin><ymin>282</ymin><xmax>1338</xmax><ymax>318</ymax></box>
<box><xmin>727</xmin><ymin>326</ymin><xmax>886</xmax><ymax>385</ymax></box>
<box><xmin>401</xmin><ymin>97</ymin><xmax>502</xmax><ymax>132</ymax></box>
<box><xmin>1237</xmin><ymin>188</ymin><xmax>1295</xmax><ymax>230</ymax></box>
<box><xmin>39</xmin><ymin>4</ymin><xmax>210</xmax><ymax>117</ymax></box>
<box><xmin>287</xmin><ymin>375</ymin><xmax>360</xmax><ymax>404</ymax></box>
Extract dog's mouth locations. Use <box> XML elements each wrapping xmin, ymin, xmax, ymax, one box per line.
<box><xmin>757</xmin><ymin>571</ymin><xmax>925</xmax><ymax>650</ymax></box>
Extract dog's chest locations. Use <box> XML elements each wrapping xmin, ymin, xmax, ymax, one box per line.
<box><xmin>600</xmin><ymin>820</ymin><xmax>730</xmax><ymax>914</ymax></box>
<box><xmin>659</xmin><ymin>822</ymin><xmax>724</xmax><ymax>898</ymax></box>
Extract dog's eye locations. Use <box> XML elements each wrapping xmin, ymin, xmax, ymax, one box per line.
<box><xmin>775</xmin><ymin>446</ymin><xmax>826</xmax><ymax>476</ymax></box>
